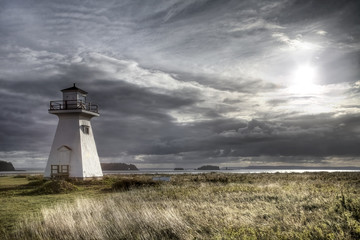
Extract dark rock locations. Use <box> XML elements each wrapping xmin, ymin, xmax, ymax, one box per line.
<box><xmin>0</xmin><ymin>160</ymin><xmax>15</xmax><ymax>171</ymax></box>
<box><xmin>197</xmin><ymin>165</ymin><xmax>220</xmax><ymax>170</ymax></box>
<box><xmin>101</xmin><ymin>163</ymin><xmax>138</xmax><ymax>171</ymax></box>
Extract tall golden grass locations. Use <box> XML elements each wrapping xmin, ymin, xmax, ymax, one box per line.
<box><xmin>6</xmin><ymin>173</ymin><xmax>360</xmax><ymax>239</ymax></box>
<box><xmin>17</xmin><ymin>195</ymin><xmax>190</xmax><ymax>239</ymax></box>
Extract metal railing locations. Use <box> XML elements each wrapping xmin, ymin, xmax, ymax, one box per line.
<box><xmin>49</xmin><ymin>100</ymin><xmax>98</xmax><ymax>113</ymax></box>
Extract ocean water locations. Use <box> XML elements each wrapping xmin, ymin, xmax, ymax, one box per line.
<box><xmin>103</xmin><ymin>168</ymin><xmax>360</xmax><ymax>175</ymax></box>
<box><xmin>1</xmin><ymin>168</ymin><xmax>359</xmax><ymax>176</ymax></box>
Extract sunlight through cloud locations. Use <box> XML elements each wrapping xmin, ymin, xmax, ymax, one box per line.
<box><xmin>288</xmin><ymin>64</ymin><xmax>321</xmax><ymax>95</ymax></box>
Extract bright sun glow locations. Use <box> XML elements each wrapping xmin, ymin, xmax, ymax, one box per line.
<box><xmin>289</xmin><ymin>64</ymin><xmax>320</xmax><ymax>94</ymax></box>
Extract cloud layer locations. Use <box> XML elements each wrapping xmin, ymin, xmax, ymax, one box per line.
<box><xmin>0</xmin><ymin>0</ymin><xmax>359</xmax><ymax>168</ymax></box>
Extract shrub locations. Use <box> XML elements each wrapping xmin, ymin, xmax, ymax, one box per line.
<box><xmin>31</xmin><ymin>180</ymin><xmax>78</xmax><ymax>195</ymax></box>
<box><xmin>26</xmin><ymin>175</ymin><xmax>43</xmax><ymax>181</ymax></box>
<box><xmin>13</xmin><ymin>175</ymin><xmax>27</xmax><ymax>178</ymax></box>
<box><xmin>66</xmin><ymin>178</ymin><xmax>104</xmax><ymax>186</ymax></box>
<box><xmin>204</xmin><ymin>174</ymin><xmax>229</xmax><ymax>183</ymax></box>
<box><xmin>26</xmin><ymin>179</ymin><xmax>47</xmax><ymax>187</ymax></box>
<box><xmin>111</xmin><ymin>178</ymin><xmax>160</xmax><ymax>191</ymax></box>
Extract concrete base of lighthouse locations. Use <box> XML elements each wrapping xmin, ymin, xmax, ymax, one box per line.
<box><xmin>44</xmin><ymin>110</ymin><xmax>103</xmax><ymax>179</ymax></box>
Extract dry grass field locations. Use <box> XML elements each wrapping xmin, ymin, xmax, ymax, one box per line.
<box><xmin>1</xmin><ymin>172</ymin><xmax>360</xmax><ymax>239</ymax></box>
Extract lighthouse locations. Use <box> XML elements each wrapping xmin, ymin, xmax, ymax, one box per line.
<box><xmin>44</xmin><ymin>84</ymin><xmax>103</xmax><ymax>179</ymax></box>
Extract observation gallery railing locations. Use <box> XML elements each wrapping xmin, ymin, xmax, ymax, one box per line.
<box><xmin>49</xmin><ymin>100</ymin><xmax>98</xmax><ymax>113</ymax></box>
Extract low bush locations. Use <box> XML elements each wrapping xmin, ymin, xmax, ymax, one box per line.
<box><xmin>30</xmin><ymin>180</ymin><xmax>78</xmax><ymax>195</ymax></box>
<box><xmin>67</xmin><ymin>178</ymin><xmax>104</xmax><ymax>186</ymax></box>
<box><xmin>13</xmin><ymin>175</ymin><xmax>27</xmax><ymax>178</ymax></box>
<box><xmin>111</xmin><ymin>178</ymin><xmax>160</xmax><ymax>191</ymax></box>
<box><xmin>26</xmin><ymin>175</ymin><xmax>43</xmax><ymax>181</ymax></box>
<box><xmin>26</xmin><ymin>179</ymin><xmax>47</xmax><ymax>187</ymax></box>
<box><xmin>204</xmin><ymin>174</ymin><xmax>229</xmax><ymax>183</ymax></box>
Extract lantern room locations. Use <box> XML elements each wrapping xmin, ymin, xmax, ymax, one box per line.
<box><xmin>49</xmin><ymin>83</ymin><xmax>98</xmax><ymax>114</ymax></box>
<box><xmin>62</xmin><ymin>83</ymin><xmax>87</xmax><ymax>102</ymax></box>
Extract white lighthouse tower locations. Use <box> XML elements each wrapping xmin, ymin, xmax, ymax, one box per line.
<box><xmin>44</xmin><ymin>84</ymin><xmax>103</xmax><ymax>179</ymax></box>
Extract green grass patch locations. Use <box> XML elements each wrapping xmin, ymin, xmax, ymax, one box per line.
<box><xmin>0</xmin><ymin>176</ymin><xmax>30</xmax><ymax>188</ymax></box>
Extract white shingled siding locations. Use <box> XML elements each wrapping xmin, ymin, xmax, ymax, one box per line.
<box><xmin>79</xmin><ymin>116</ymin><xmax>103</xmax><ymax>178</ymax></box>
<box><xmin>44</xmin><ymin>112</ymin><xmax>103</xmax><ymax>179</ymax></box>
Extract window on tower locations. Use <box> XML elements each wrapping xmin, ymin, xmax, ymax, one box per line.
<box><xmin>81</xmin><ymin>125</ymin><xmax>90</xmax><ymax>134</ymax></box>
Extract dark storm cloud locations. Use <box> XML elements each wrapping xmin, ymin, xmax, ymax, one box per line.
<box><xmin>0</xmin><ymin>80</ymin><xmax>55</xmax><ymax>152</ymax></box>
<box><xmin>89</xmin><ymin>80</ymin><xmax>201</xmax><ymax>157</ymax></box>
<box><xmin>130</xmin><ymin>113</ymin><xmax>360</xmax><ymax>166</ymax></box>
<box><xmin>96</xmin><ymin>111</ymin><xmax>360</xmax><ymax>158</ymax></box>
<box><xmin>0</xmin><ymin>0</ymin><xmax>360</xmax><ymax>168</ymax></box>
<box><xmin>89</xmin><ymin>81</ymin><xmax>198</xmax><ymax>117</ymax></box>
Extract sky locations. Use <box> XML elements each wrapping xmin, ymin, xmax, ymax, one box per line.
<box><xmin>0</xmin><ymin>0</ymin><xmax>360</xmax><ymax>169</ymax></box>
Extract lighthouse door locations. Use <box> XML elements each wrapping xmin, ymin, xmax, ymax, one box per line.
<box><xmin>57</xmin><ymin>145</ymin><xmax>71</xmax><ymax>164</ymax></box>
<box><xmin>58</xmin><ymin>150</ymin><xmax>70</xmax><ymax>165</ymax></box>
<box><xmin>51</xmin><ymin>145</ymin><xmax>72</xmax><ymax>178</ymax></box>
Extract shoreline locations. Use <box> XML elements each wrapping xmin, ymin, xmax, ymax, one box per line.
<box><xmin>1</xmin><ymin>168</ymin><xmax>360</xmax><ymax>176</ymax></box>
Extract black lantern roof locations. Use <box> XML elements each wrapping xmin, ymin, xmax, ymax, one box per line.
<box><xmin>61</xmin><ymin>83</ymin><xmax>88</xmax><ymax>94</ymax></box>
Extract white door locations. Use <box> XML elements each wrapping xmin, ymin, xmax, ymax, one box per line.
<box><xmin>57</xmin><ymin>145</ymin><xmax>71</xmax><ymax>165</ymax></box>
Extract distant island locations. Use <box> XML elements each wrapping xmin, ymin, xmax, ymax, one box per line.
<box><xmin>0</xmin><ymin>160</ymin><xmax>15</xmax><ymax>171</ymax></box>
<box><xmin>101</xmin><ymin>163</ymin><xmax>138</xmax><ymax>171</ymax></box>
<box><xmin>174</xmin><ymin>168</ymin><xmax>184</xmax><ymax>170</ymax></box>
<box><xmin>197</xmin><ymin>165</ymin><xmax>220</xmax><ymax>170</ymax></box>
<box><xmin>240</xmin><ymin>165</ymin><xmax>360</xmax><ymax>170</ymax></box>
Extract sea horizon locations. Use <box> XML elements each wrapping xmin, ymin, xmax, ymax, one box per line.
<box><xmin>2</xmin><ymin>166</ymin><xmax>360</xmax><ymax>176</ymax></box>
